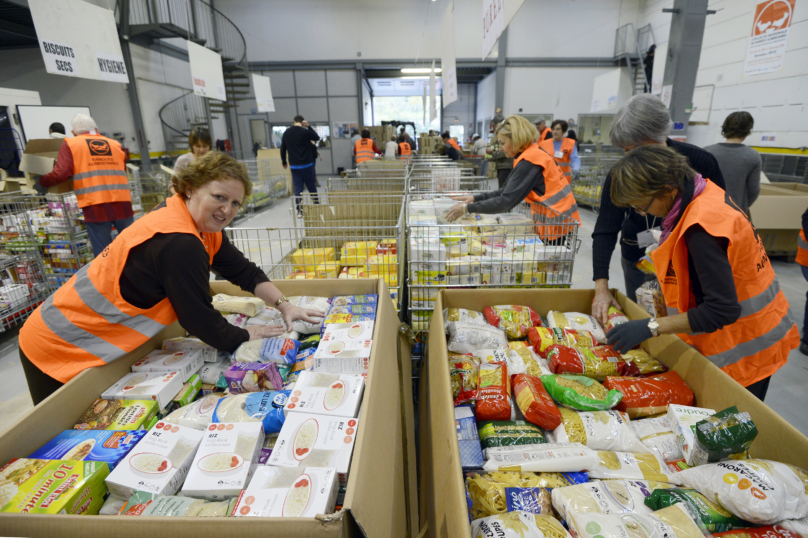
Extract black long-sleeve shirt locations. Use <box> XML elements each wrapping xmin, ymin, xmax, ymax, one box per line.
<box><xmin>592</xmin><ymin>139</ymin><xmax>726</xmax><ymax>281</ymax></box>
<box><xmin>280</xmin><ymin>125</ymin><xmax>320</xmax><ymax>167</ymax></box>
<box><xmin>120</xmin><ymin>232</ymin><xmax>269</xmax><ymax>352</ymax></box>
<box><xmin>468</xmin><ymin>157</ymin><xmax>545</xmax><ymax>214</ymax></box>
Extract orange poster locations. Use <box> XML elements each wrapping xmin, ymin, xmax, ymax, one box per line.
<box><xmin>744</xmin><ymin>0</ymin><xmax>797</xmax><ymax>76</ymax></box>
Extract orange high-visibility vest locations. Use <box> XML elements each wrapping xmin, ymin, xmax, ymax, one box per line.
<box><xmin>514</xmin><ymin>144</ymin><xmax>581</xmax><ymax>241</ymax></box>
<box><xmin>538</xmin><ymin>127</ymin><xmax>551</xmax><ymax>142</ymax></box>
<box><xmin>797</xmin><ymin>229</ymin><xmax>808</xmax><ymax>267</ymax></box>
<box><xmin>651</xmin><ymin>180</ymin><xmax>799</xmax><ymax>387</ymax></box>
<box><xmin>65</xmin><ymin>134</ymin><xmax>131</xmax><ymax>208</ymax></box>
<box><xmin>355</xmin><ymin>138</ymin><xmax>375</xmax><ymax>164</ymax></box>
<box><xmin>19</xmin><ymin>195</ymin><xmax>222</xmax><ymax>383</ymax></box>
<box><xmin>398</xmin><ymin>141</ymin><xmax>412</xmax><ymax>156</ymax></box>
<box><xmin>447</xmin><ymin>138</ymin><xmax>461</xmax><ymax>151</ymax></box>
<box><xmin>539</xmin><ymin>138</ymin><xmax>576</xmax><ymax>183</ymax></box>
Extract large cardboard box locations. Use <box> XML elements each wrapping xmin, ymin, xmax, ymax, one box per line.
<box><xmin>18</xmin><ymin>138</ymin><xmax>74</xmax><ymax>194</ymax></box>
<box><xmin>419</xmin><ymin>288</ymin><xmax>808</xmax><ymax>538</ymax></box>
<box><xmin>749</xmin><ymin>184</ymin><xmax>807</xmax><ymax>256</ymax></box>
<box><xmin>0</xmin><ymin>279</ymin><xmax>417</xmax><ymax>538</ymax></box>
<box><xmin>764</xmin><ymin>181</ymin><xmax>808</xmax><ymax>194</ymax></box>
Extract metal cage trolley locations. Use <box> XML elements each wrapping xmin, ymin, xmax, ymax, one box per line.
<box><xmin>573</xmin><ymin>153</ymin><xmax>622</xmax><ymax>211</ymax></box>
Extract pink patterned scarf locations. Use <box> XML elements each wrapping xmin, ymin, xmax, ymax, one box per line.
<box><xmin>660</xmin><ymin>174</ymin><xmax>706</xmax><ymax>244</ymax></box>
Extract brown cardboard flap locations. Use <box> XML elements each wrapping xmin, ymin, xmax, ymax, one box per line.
<box><xmin>750</xmin><ymin>189</ymin><xmax>806</xmax><ymax>229</ymax></box>
<box><xmin>23</xmin><ymin>137</ymin><xmax>65</xmax><ymax>155</ymax></box>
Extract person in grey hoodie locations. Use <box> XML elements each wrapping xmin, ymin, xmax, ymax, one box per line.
<box><xmin>704</xmin><ymin>111</ymin><xmax>761</xmax><ymax>216</ymax></box>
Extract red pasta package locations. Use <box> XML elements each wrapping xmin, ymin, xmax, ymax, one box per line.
<box><xmin>546</xmin><ymin>344</ymin><xmax>628</xmax><ymax>381</ymax></box>
<box><xmin>512</xmin><ymin>373</ymin><xmax>562</xmax><ymax>430</ymax></box>
<box><xmin>604</xmin><ymin>305</ymin><xmax>629</xmax><ymax>332</ymax></box>
<box><xmin>476</xmin><ymin>361</ymin><xmax>511</xmax><ymax>422</ymax></box>
<box><xmin>602</xmin><ymin>370</ymin><xmax>694</xmax><ymax>418</ymax></box>
<box><xmin>449</xmin><ymin>356</ymin><xmax>479</xmax><ymax>407</ymax></box>
<box><xmin>528</xmin><ymin>327</ymin><xmax>597</xmax><ymax>357</ymax></box>
<box><xmin>714</xmin><ymin>527</ymin><xmax>800</xmax><ymax>538</ymax></box>
<box><xmin>483</xmin><ymin>305</ymin><xmax>542</xmax><ymax>339</ymax></box>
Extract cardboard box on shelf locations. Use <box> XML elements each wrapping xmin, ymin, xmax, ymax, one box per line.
<box><xmin>420</xmin><ymin>288</ymin><xmax>808</xmax><ymax>538</ymax></box>
<box><xmin>0</xmin><ymin>279</ymin><xmax>416</xmax><ymax>538</ymax></box>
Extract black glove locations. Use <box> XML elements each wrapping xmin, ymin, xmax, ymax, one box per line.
<box><xmin>606</xmin><ymin>319</ymin><xmax>652</xmax><ymax>354</ymax></box>
<box><xmin>33</xmin><ymin>177</ymin><xmax>48</xmax><ymax>195</ymax></box>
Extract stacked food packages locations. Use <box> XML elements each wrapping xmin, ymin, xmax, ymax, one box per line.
<box><xmin>0</xmin><ymin>293</ymin><xmax>376</xmax><ymax>518</ymax></box>
<box><xmin>443</xmin><ymin>304</ymin><xmax>808</xmax><ymax>538</ymax></box>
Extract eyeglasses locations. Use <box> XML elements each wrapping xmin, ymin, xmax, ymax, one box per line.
<box><xmin>632</xmin><ymin>196</ymin><xmax>656</xmax><ymax>215</ymax></box>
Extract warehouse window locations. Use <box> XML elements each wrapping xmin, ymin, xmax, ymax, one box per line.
<box><xmin>373</xmin><ymin>95</ymin><xmax>442</xmax><ymax>135</ymax></box>
<box><xmin>449</xmin><ymin>125</ymin><xmax>464</xmax><ymax>145</ymax></box>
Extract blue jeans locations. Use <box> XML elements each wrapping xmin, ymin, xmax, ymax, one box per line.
<box><xmin>85</xmin><ymin>217</ymin><xmax>134</xmax><ymax>257</ymax></box>
<box><xmin>292</xmin><ymin>165</ymin><xmax>318</xmax><ymax>213</ymax></box>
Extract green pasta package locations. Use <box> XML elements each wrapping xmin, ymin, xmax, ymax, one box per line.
<box><xmin>644</xmin><ymin>488</ymin><xmax>750</xmax><ymax>533</ymax></box>
<box><xmin>541</xmin><ymin>374</ymin><xmax>623</xmax><ymax>411</ymax></box>
<box><xmin>691</xmin><ymin>406</ymin><xmax>758</xmax><ymax>466</ymax></box>
<box><xmin>478</xmin><ymin>421</ymin><xmax>547</xmax><ymax>450</ymax></box>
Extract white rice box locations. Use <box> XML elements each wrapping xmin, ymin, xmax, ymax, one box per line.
<box><xmin>667</xmin><ymin>404</ymin><xmax>716</xmax><ymax>466</ymax></box>
<box><xmin>105</xmin><ymin>422</ymin><xmax>204</xmax><ymax>499</ymax></box>
<box><xmin>162</xmin><ymin>337</ymin><xmax>229</xmax><ymax>363</ymax></box>
<box><xmin>268</xmin><ymin>413</ymin><xmax>359</xmax><ymax>487</ymax></box>
<box><xmin>182</xmin><ymin>422</ymin><xmax>265</xmax><ymax>500</ymax></box>
<box><xmin>285</xmin><ymin>372</ymin><xmax>364</xmax><ymax>418</ymax></box>
<box><xmin>408</xmin><ymin>199</ymin><xmax>435</xmax><ymax>217</ymax></box>
<box><xmin>101</xmin><ymin>371</ymin><xmax>184</xmax><ymax>409</ymax></box>
<box><xmin>320</xmin><ymin>320</ymin><xmax>375</xmax><ymax>342</ymax></box>
<box><xmin>131</xmin><ymin>349</ymin><xmax>204</xmax><ymax>382</ymax></box>
<box><xmin>313</xmin><ymin>336</ymin><xmax>372</xmax><ymax>362</ymax></box>
<box><xmin>409</xmin><ymin>238</ymin><xmax>446</xmax><ymax>262</ymax></box>
<box><xmin>311</xmin><ymin>356</ymin><xmax>369</xmax><ymax>376</ymax></box>
<box><xmin>433</xmin><ymin>198</ymin><xmax>456</xmax><ymax>224</ymax></box>
<box><xmin>231</xmin><ymin>466</ymin><xmax>338</xmax><ymax>517</ymax></box>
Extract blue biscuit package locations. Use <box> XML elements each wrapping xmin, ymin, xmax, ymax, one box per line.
<box><xmin>212</xmin><ymin>390</ymin><xmax>290</xmax><ymax>434</ymax></box>
<box><xmin>28</xmin><ymin>430</ymin><xmax>146</xmax><ymax>470</ymax></box>
<box><xmin>327</xmin><ymin>304</ymin><xmax>377</xmax><ymax>316</ymax></box>
<box><xmin>455</xmin><ymin>405</ymin><xmax>484</xmax><ymax>471</ymax></box>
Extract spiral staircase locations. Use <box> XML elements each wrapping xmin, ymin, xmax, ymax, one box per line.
<box><xmin>119</xmin><ymin>0</ymin><xmax>249</xmax><ymax>156</ymax></box>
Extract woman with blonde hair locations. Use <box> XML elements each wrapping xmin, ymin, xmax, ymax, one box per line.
<box><xmin>605</xmin><ymin>145</ymin><xmax>798</xmax><ymax>401</ymax></box>
<box><xmin>446</xmin><ymin>115</ymin><xmax>580</xmax><ymax>243</ymax></box>
<box><xmin>19</xmin><ymin>152</ymin><xmax>324</xmax><ymax>405</ymax></box>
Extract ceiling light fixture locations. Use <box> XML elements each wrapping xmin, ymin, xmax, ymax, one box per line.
<box><xmin>401</xmin><ymin>76</ymin><xmax>443</xmax><ymax>80</ymax></box>
<box><xmin>401</xmin><ymin>68</ymin><xmax>442</xmax><ymax>74</ymax></box>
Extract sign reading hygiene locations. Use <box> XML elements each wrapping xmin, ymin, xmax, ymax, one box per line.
<box><xmin>744</xmin><ymin>0</ymin><xmax>796</xmax><ymax>76</ymax></box>
<box><xmin>95</xmin><ymin>52</ymin><xmax>128</xmax><ymax>83</ymax></box>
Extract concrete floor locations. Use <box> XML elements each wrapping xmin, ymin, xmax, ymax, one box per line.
<box><xmin>0</xmin><ymin>196</ymin><xmax>806</xmax><ymax>436</ymax></box>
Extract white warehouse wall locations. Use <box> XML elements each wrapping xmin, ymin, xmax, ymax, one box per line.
<box><xmin>476</xmin><ymin>72</ymin><xmax>497</xmax><ymax>141</ymax></box>
<box><xmin>443</xmin><ymin>84</ymin><xmax>476</xmax><ymax>143</ymax></box>
<box><xmin>635</xmin><ymin>0</ymin><xmax>808</xmax><ymax>148</ymax></box>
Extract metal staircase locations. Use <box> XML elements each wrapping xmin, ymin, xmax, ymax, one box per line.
<box><xmin>118</xmin><ymin>0</ymin><xmax>249</xmax><ymax>154</ymax></box>
<box><xmin>614</xmin><ymin>23</ymin><xmax>656</xmax><ymax>95</ymax></box>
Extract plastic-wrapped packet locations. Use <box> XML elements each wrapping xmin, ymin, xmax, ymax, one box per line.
<box><xmin>447</xmin><ymin>322</ymin><xmax>508</xmax><ymax>354</ymax></box>
<box><xmin>99</xmin><ymin>494</ymin><xmax>127</xmax><ymax>515</ymax></box>
<box><xmin>644</xmin><ymin>488</ymin><xmax>751</xmax><ymax>532</ymax></box>
<box><xmin>474</xmin><ymin>348</ymin><xmax>528</xmax><ymax>376</ymax></box>
<box><xmin>546</xmin><ymin>345</ymin><xmax>628</xmax><ymax>381</ymax></box>
<box><xmin>198</xmin><ymin>361</ymin><xmax>230</xmax><ymax>385</ymax></box>
<box><xmin>483</xmin><ymin>305</ymin><xmax>542</xmax><ymax>339</ymax></box>
<box><xmin>443</xmin><ymin>308</ymin><xmax>488</xmax><ymax>333</ymax></box>
<box><xmin>512</xmin><ymin>374</ymin><xmax>562</xmax><ymax>430</ymax></box>
<box><xmin>636</xmin><ymin>280</ymin><xmax>668</xmax><ymax>318</ymax></box>
<box><xmin>604</xmin><ymin>305</ymin><xmax>629</xmax><ymax>332</ymax></box>
<box><xmin>587</xmin><ymin>450</ymin><xmax>672</xmax><ymax>482</ymax></box>
<box><xmin>691</xmin><ymin>406</ymin><xmax>758</xmax><ymax>466</ymax></box>
<box><xmin>716</xmin><ymin>526</ymin><xmax>806</xmax><ymax>538</ymax></box>
<box><xmin>477</xmin><ymin>362</ymin><xmax>511</xmax><ymax>422</ymax></box>
<box><xmin>603</xmin><ymin>371</ymin><xmax>694</xmax><ymax>419</ymax></box>
<box><xmin>120</xmin><ymin>490</ymin><xmax>235</xmax><ymax>517</ymax></box>
<box><xmin>483</xmin><ymin>442</ymin><xmax>597</xmax><ymax>473</ymax></box>
<box><xmin>551</xmin><ymin>479</ymin><xmax>670</xmax><ymax>527</ymax></box>
<box><xmin>225</xmin><ymin>313</ymin><xmax>250</xmax><ymax>328</ymax></box>
<box><xmin>546</xmin><ymin>311</ymin><xmax>607</xmax><ymax>343</ymax></box>
<box><xmin>572</xmin><ymin>503</ymin><xmax>708</xmax><ymax>538</ymax></box>
<box><xmin>465</xmin><ymin>473</ymin><xmax>552</xmax><ymax>519</ymax></box>
<box><xmin>550</xmin><ymin>408</ymin><xmax>649</xmax><ymax>454</ymax></box>
<box><xmin>478</xmin><ymin>420</ymin><xmax>547</xmax><ymax>450</ymax></box>
<box><xmin>471</xmin><ymin>511</ymin><xmax>573</xmax><ymax>538</ymax></box>
<box><xmin>631</xmin><ymin>416</ymin><xmax>686</xmax><ymax>465</ymax></box>
<box><xmin>449</xmin><ymin>356</ymin><xmax>479</xmax><ymax>406</ymax></box>
<box><xmin>288</xmin><ymin>296</ymin><xmax>330</xmax><ymax>334</ymax></box>
<box><xmin>163</xmin><ymin>394</ymin><xmax>225</xmax><ymax>430</ymax></box>
<box><xmin>622</xmin><ymin>349</ymin><xmax>668</xmax><ymax>376</ymax></box>
<box><xmin>234</xmin><ymin>338</ymin><xmax>300</xmax><ymax>365</ymax></box>
<box><xmin>211</xmin><ymin>294</ymin><xmax>265</xmax><ymax>316</ymax></box>
<box><xmin>541</xmin><ymin>374</ymin><xmax>623</xmax><ymax>412</ymax></box>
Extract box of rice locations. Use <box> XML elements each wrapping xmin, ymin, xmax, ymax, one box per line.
<box><xmin>182</xmin><ymin>422</ymin><xmax>265</xmax><ymax>500</ymax></box>
<box><xmin>269</xmin><ymin>412</ymin><xmax>359</xmax><ymax>487</ymax></box>
<box><xmin>131</xmin><ymin>349</ymin><xmax>205</xmax><ymax>382</ymax></box>
<box><xmin>105</xmin><ymin>422</ymin><xmax>204</xmax><ymax>499</ymax></box>
<box><xmin>285</xmin><ymin>372</ymin><xmax>365</xmax><ymax>418</ymax></box>
<box><xmin>28</xmin><ymin>430</ymin><xmax>146</xmax><ymax>471</ymax></box>
<box><xmin>162</xmin><ymin>337</ymin><xmax>229</xmax><ymax>362</ymax></box>
<box><xmin>231</xmin><ymin>466</ymin><xmax>339</xmax><ymax>517</ymax></box>
<box><xmin>0</xmin><ymin>459</ymin><xmax>109</xmax><ymax>514</ymax></box>
<box><xmin>321</xmin><ymin>320</ymin><xmax>375</xmax><ymax>342</ymax></box>
<box><xmin>73</xmin><ymin>399</ymin><xmax>159</xmax><ymax>431</ymax></box>
<box><xmin>101</xmin><ymin>371</ymin><xmax>184</xmax><ymax>409</ymax></box>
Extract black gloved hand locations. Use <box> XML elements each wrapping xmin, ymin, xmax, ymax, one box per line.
<box><xmin>33</xmin><ymin>177</ymin><xmax>48</xmax><ymax>195</ymax></box>
<box><xmin>606</xmin><ymin>319</ymin><xmax>652</xmax><ymax>354</ymax></box>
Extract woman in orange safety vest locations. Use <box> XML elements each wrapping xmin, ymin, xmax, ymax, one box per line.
<box><xmin>18</xmin><ymin>152</ymin><xmax>324</xmax><ymax>405</ymax></box>
<box><xmin>444</xmin><ymin>115</ymin><xmax>581</xmax><ymax>244</ymax></box>
<box><xmin>606</xmin><ymin>145</ymin><xmax>799</xmax><ymax>401</ymax></box>
<box><xmin>538</xmin><ymin>119</ymin><xmax>580</xmax><ymax>184</ymax></box>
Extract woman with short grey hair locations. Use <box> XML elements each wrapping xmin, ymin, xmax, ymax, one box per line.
<box><xmin>590</xmin><ymin>94</ymin><xmax>727</xmax><ymax>325</ymax></box>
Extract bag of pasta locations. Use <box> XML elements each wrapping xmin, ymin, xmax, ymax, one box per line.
<box><xmin>636</xmin><ymin>280</ymin><xmax>668</xmax><ymax>318</ymax></box>
<box><xmin>775</xmin><ymin>518</ymin><xmax>808</xmax><ymax>538</ymax></box>
<box><xmin>477</xmin><ymin>362</ymin><xmax>512</xmax><ymax>422</ymax></box>
<box><xmin>541</xmin><ymin>374</ymin><xmax>623</xmax><ymax>412</ymax></box>
<box><xmin>466</xmin><ymin>473</ymin><xmax>553</xmax><ymax>519</ymax></box>
<box><xmin>512</xmin><ymin>374</ymin><xmax>563</xmax><ymax>430</ymax></box>
<box><xmin>623</xmin><ymin>349</ymin><xmax>668</xmax><ymax>376</ymax></box>
<box><xmin>484</xmin><ymin>305</ymin><xmax>542</xmax><ymax>339</ymax></box>
<box><xmin>450</xmin><ymin>357</ymin><xmax>479</xmax><ymax>406</ymax></box>
<box><xmin>551</xmin><ymin>479</ymin><xmax>671</xmax><ymax>526</ymax></box>
<box><xmin>716</xmin><ymin>527</ymin><xmax>804</xmax><ymax>538</ymax></box>
<box><xmin>546</xmin><ymin>345</ymin><xmax>628</xmax><ymax>381</ymax></box>
<box><xmin>475</xmin><ymin>348</ymin><xmax>528</xmax><ymax>376</ymax></box>
<box><xmin>471</xmin><ymin>511</ymin><xmax>573</xmax><ymax>538</ymax></box>
<box><xmin>444</xmin><ymin>308</ymin><xmax>488</xmax><ymax>334</ymax></box>
<box><xmin>547</xmin><ymin>311</ymin><xmax>607</xmax><ymax>343</ymax></box>
<box><xmin>603</xmin><ymin>305</ymin><xmax>629</xmax><ymax>332</ymax></box>
<box><xmin>448</xmin><ymin>322</ymin><xmax>508</xmax><ymax>354</ymax></box>
<box><xmin>691</xmin><ymin>406</ymin><xmax>758</xmax><ymax>466</ymax></box>
<box><xmin>478</xmin><ymin>421</ymin><xmax>547</xmax><ymax>450</ymax></box>
<box><xmin>550</xmin><ymin>407</ymin><xmax>649</xmax><ymax>453</ymax></box>
<box><xmin>588</xmin><ymin>450</ymin><xmax>672</xmax><ymax>482</ymax></box>
<box><xmin>511</xmin><ymin>346</ymin><xmax>552</xmax><ymax>378</ymax></box>
<box><xmin>603</xmin><ymin>371</ymin><xmax>694</xmax><ymax>419</ymax></box>
<box><xmin>483</xmin><ymin>443</ymin><xmax>597</xmax><ymax>473</ymax></box>
<box><xmin>529</xmin><ymin>328</ymin><xmax>597</xmax><ymax>357</ymax></box>
<box><xmin>644</xmin><ymin>488</ymin><xmax>751</xmax><ymax>532</ymax></box>
<box><xmin>631</xmin><ymin>416</ymin><xmax>686</xmax><ymax>465</ymax></box>
<box><xmin>572</xmin><ymin>504</ymin><xmax>706</xmax><ymax>538</ymax></box>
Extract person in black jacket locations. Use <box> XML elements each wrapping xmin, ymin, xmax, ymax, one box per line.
<box><xmin>280</xmin><ymin>115</ymin><xmax>320</xmax><ymax>218</ymax></box>
<box><xmin>591</xmin><ymin>94</ymin><xmax>726</xmax><ymax>325</ymax></box>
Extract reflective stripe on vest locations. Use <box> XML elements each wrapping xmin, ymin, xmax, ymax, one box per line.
<box><xmin>514</xmin><ymin>144</ymin><xmax>581</xmax><ymax>241</ymax></box>
<box><xmin>539</xmin><ymin>138</ymin><xmax>574</xmax><ymax>181</ymax></box>
<box><xmin>399</xmin><ymin>142</ymin><xmax>412</xmax><ymax>156</ymax></box>
<box><xmin>19</xmin><ymin>195</ymin><xmax>222</xmax><ymax>383</ymax></box>
<box><xmin>65</xmin><ymin>134</ymin><xmax>131</xmax><ymax>208</ymax></box>
<box><xmin>650</xmin><ymin>181</ymin><xmax>798</xmax><ymax>386</ymax></box>
<box><xmin>797</xmin><ymin>229</ymin><xmax>808</xmax><ymax>267</ymax></box>
<box><xmin>355</xmin><ymin>138</ymin><xmax>375</xmax><ymax>163</ymax></box>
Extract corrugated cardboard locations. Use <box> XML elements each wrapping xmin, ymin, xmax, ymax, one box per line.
<box><xmin>419</xmin><ymin>288</ymin><xmax>808</xmax><ymax>538</ymax></box>
<box><xmin>749</xmin><ymin>184</ymin><xmax>807</xmax><ymax>255</ymax></box>
<box><xmin>0</xmin><ymin>279</ymin><xmax>417</xmax><ymax>538</ymax></box>
<box><xmin>763</xmin><ymin>182</ymin><xmax>808</xmax><ymax>194</ymax></box>
<box><xmin>17</xmin><ymin>138</ymin><xmax>74</xmax><ymax>193</ymax></box>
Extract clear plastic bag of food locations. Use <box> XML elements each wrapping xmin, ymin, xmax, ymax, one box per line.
<box><xmin>603</xmin><ymin>371</ymin><xmax>694</xmax><ymax>419</ymax></box>
<box><xmin>211</xmin><ymin>390</ymin><xmax>290</xmax><ymax>434</ymax></box>
<box><xmin>478</xmin><ymin>421</ymin><xmax>547</xmax><ymax>450</ymax></box>
<box><xmin>234</xmin><ymin>338</ymin><xmax>301</xmax><ymax>365</ymax></box>
<box><xmin>475</xmin><ymin>348</ymin><xmax>527</xmax><ymax>376</ymax></box>
<box><xmin>211</xmin><ymin>294</ymin><xmax>265</xmax><ymax>316</ymax></box>
<box><xmin>466</xmin><ymin>473</ymin><xmax>553</xmax><ymax>519</ymax></box>
<box><xmin>550</xmin><ymin>408</ymin><xmax>649</xmax><ymax>453</ymax></box>
<box><xmin>512</xmin><ymin>346</ymin><xmax>553</xmax><ymax>378</ymax></box>
<box><xmin>572</xmin><ymin>503</ymin><xmax>706</xmax><ymax>538</ymax></box>
<box><xmin>644</xmin><ymin>488</ymin><xmax>751</xmax><ymax>532</ymax></box>
<box><xmin>691</xmin><ymin>406</ymin><xmax>758</xmax><ymax>466</ymax></box>
<box><xmin>483</xmin><ymin>443</ymin><xmax>597</xmax><ymax>473</ymax></box>
<box><xmin>715</xmin><ymin>526</ymin><xmax>805</xmax><ymax>538</ymax></box>
<box><xmin>622</xmin><ymin>349</ymin><xmax>668</xmax><ymax>376</ymax></box>
<box><xmin>631</xmin><ymin>416</ymin><xmax>686</xmax><ymax>464</ymax></box>
<box><xmin>546</xmin><ymin>345</ymin><xmax>628</xmax><ymax>381</ymax></box>
<box><xmin>471</xmin><ymin>511</ymin><xmax>573</xmax><ymax>538</ymax></box>
<box><xmin>443</xmin><ymin>308</ymin><xmax>489</xmax><ymax>334</ymax></box>
<box><xmin>541</xmin><ymin>374</ymin><xmax>623</xmax><ymax>411</ymax></box>
<box><xmin>120</xmin><ymin>490</ymin><xmax>235</xmax><ymax>517</ymax></box>
<box><xmin>448</xmin><ymin>322</ymin><xmax>508</xmax><ymax>354</ymax></box>
<box><xmin>529</xmin><ymin>328</ymin><xmax>597</xmax><ymax>357</ymax></box>
<box><xmin>551</xmin><ymin>479</ymin><xmax>671</xmax><ymax>526</ymax></box>
<box><xmin>289</xmin><ymin>296</ymin><xmax>330</xmax><ymax>334</ymax></box>
<box><xmin>604</xmin><ymin>305</ymin><xmax>630</xmax><ymax>332</ymax></box>
<box><xmin>483</xmin><ymin>305</ymin><xmax>543</xmax><ymax>339</ymax></box>
<box><xmin>547</xmin><ymin>311</ymin><xmax>607</xmax><ymax>343</ymax></box>
<box><xmin>669</xmin><ymin>460</ymin><xmax>808</xmax><ymax>524</ymax></box>
<box><xmin>477</xmin><ymin>362</ymin><xmax>512</xmax><ymax>422</ymax></box>
<box><xmin>450</xmin><ymin>357</ymin><xmax>479</xmax><ymax>406</ymax></box>
<box><xmin>588</xmin><ymin>450</ymin><xmax>672</xmax><ymax>482</ymax></box>
<box><xmin>163</xmin><ymin>393</ymin><xmax>225</xmax><ymax>430</ymax></box>
<box><xmin>636</xmin><ymin>280</ymin><xmax>668</xmax><ymax>318</ymax></box>
<box><xmin>512</xmin><ymin>374</ymin><xmax>562</xmax><ymax>430</ymax></box>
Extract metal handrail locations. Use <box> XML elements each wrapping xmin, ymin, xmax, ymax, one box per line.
<box><xmin>614</xmin><ymin>23</ymin><xmax>651</xmax><ymax>92</ymax></box>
